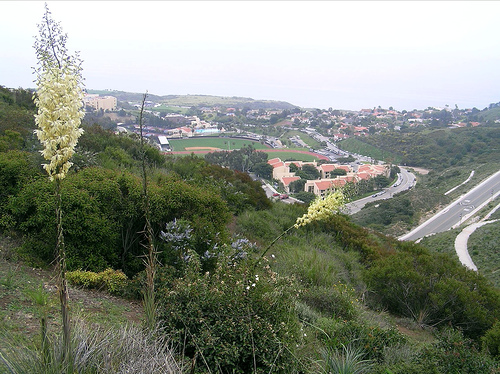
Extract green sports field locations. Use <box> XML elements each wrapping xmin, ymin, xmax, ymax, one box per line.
<box><xmin>168</xmin><ymin>137</ymin><xmax>269</xmax><ymax>151</ymax></box>
<box><xmin>167</xmin><ymin>137</ymin><xmax>327</xmax><ymax>162</ymax></box>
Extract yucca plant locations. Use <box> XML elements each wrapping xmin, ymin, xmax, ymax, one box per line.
<box><xmin>33</xmin><ymin>4</ymin><xmax>85</xmax><ymax>361</ymax></box>
<box><xmin>322</xmin><ymin>344</ymin><xmax>374</xmax><ymax>374</ymax></box>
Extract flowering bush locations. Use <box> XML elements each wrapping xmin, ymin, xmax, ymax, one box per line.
<box><xmin>157</xmin><ymin>253</ymin><xmax>302</xmax><ymax>373</ymax></box>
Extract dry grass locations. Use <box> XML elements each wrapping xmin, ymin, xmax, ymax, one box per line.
<box><xmin>1</xmin><ymin>320</ymin><xmax>182</xmax><ymax>373</ymax></box>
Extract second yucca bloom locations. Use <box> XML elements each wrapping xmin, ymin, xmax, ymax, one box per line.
<box><xmin>295</xmin><ymin>190</ymin><xmax>346</xmax><ymax>228</ymax></box>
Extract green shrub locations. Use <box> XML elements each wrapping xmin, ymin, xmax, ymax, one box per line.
<box><xmin>0</xmin><ymin>150</ymin><xmax>42</xmax><ymax>231</ymax></box>
<box><xmin>99</xmin><ymin>269</ymin><xmax>128</xmax><ymax>294</ymax></box>
<box><xmin>414</xmin><ymin>328</ymin><xmax>498</xmax><ymax>374</ymax></box>
<box><xmin>7</xmin><ymin>167</ymin><xmax>230</xmax><ymax>276</ymax></box>
<box><xmin>482</xmin><ymin>321</ymin><xmax>500</xmax><ymax>358</ymax></box>
<box><xmin>66</xmin><ymin>269</ymin><xmax>127</xmax><ymax>295</ymax></box>
<box><xmin>66</xmin><ymin>269</ymin><xmax>101</xmax><ymax>288</ymax></box>
<box><xmin>157</xmin><ymin>252</ymin><xmax>302</xmax><ymax>373</ymax></box>
<box><xmin>365</xmin><ymin>244</ymin><xmax>500</xmax><ymax>339</ymax></box>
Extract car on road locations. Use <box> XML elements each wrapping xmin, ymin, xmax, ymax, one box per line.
<box><xmin>279</xmin><ymin>194</ymin><xmax>289</xmax><ymax>200</ymax></box>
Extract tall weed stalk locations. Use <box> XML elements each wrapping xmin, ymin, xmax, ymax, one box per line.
<box><xmin>138</xmin><ymin>92</ymin><xmax>158</xmax><ymax>330</ymax></box>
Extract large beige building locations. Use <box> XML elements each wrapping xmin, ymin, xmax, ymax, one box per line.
<box><xmin>84</xmin><ymin>94</ymin><xmax>117</xmax><ymax>111</ymax></box>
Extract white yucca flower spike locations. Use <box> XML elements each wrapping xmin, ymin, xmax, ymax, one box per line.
<box><xmin>34</xmin><ymin>64</ymin><xmax>84</xmax><ymax>181</ymax></box>
<box><xmin>294</xmin><ymin>189</ymin><xmax>346</xmax><ymax>228</ymax></box>
<box><xmin>253</xmin><ymin>189</ymin><xmax>346</xmax><ymax>271</ymax></box>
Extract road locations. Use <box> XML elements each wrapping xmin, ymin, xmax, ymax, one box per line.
<box><xmin>400</xmin><ymin>170</ymin><xmax>500</xmax><ymax>241</ymax></box>
<box><xmin>345</xmin><ymin>167</ymin><xmax>416</xmax><ymax>214</ymax></box>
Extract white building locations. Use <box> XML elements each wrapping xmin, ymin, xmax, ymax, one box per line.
<box><xmin>84</xmin><ymin>94</ymin><xmax>117</xmax><ymax>111</ymax></box>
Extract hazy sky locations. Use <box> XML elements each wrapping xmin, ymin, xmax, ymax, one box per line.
<box><xmin>1</xmin><ymin>1</ymin><xmax>499</xmax><ymax>111</ymax></box>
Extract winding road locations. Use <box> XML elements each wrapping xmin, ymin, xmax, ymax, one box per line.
<box><xmin>345</xmin><ymin>167</ymin><xmax>416</xmax><ymax>214</ymax></box>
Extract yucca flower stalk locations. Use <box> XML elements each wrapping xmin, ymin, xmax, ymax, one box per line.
<box><xmin>294</xmin><ymin>189</ymin><xmax>346</xmax><ymax>228</ymax></box>
<box><xmin>254</xmin><ymin>189</ymin><xmax>346</xmax><ymax>268</ymax></box>
<box><xmin>33</xmin><ymin>4</ymin><xmax>84</xmax><ymax>362</ymax></box>
<box><xmin>34</xmin><ymin>65</ymin><xmax>84</xmax><ymax>181</ymax></box>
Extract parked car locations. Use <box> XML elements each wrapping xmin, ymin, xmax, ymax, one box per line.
<box><xmin>280</xmin><ymin>194</ymin><xmax>289</xmax><ymax>199</ymax></box>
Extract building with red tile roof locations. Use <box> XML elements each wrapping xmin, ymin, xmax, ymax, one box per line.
<box><xmin>269</xmin><ymin>158</ymin><xmax>389</xmax><ymax>197</ymax></box>
<box><xmin>281</xmin><ymin>176</ymin><xmax>301</xmax><ymax>193</ymax></box>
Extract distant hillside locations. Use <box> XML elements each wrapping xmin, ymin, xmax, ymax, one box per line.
<box><xmin>87</xmin><ymin>90</ymin><xmax>297</xmax><ymax>110</ymax></box>
<box><xmin>340</xmin><ymin>126</ymin><xmax>500</xmax><ymax>171</ymax></box>
<box><xmin>478</xmin><ymin>104</ymin><xmax>500</xmax><ymax>122</ymax></box>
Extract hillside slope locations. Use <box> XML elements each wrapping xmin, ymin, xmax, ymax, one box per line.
<box><xmin>87</xmin><ymin>90</ymin><xmax>297</xmax><ymax>110</ymax></box>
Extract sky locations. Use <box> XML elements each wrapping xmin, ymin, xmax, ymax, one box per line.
<box><xmin>1</xmin><ymin>1</ymin><xmax>500</xmax><ymax>111</ymax></box>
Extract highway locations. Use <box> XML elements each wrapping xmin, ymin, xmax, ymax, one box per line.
<box><xmin>400</xmin><ymin>170</ymin><xmax>500</xmax><ymax>241</ymax></box>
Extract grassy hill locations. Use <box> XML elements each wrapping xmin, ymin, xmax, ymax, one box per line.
<box><xmin>87</xmin><ymin>90</ymin><xmax>297</xmax><ymax>110</ymax></box>
<box><xmin>480</xmin><ymin>106</ymin><xmax>500</xmax><ymax>122</ymax></box>
<box><xmin>338</xmin><ymin>137</ymin><xmax>401</xmax><ymax>163</ymax></box>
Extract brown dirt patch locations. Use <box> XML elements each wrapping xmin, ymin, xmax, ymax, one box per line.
<box><xmin>409</xmin><ymin>167</ymin><xmax>430</xmax><ymax>175</ymax></box>
<box><xmin>185</xmin><ymin>146</ymin><xmax>220</xmax><ymax>151</ymax></box>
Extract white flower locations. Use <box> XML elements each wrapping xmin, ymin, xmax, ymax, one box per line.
<box><xmin>294</xmin><ymin>190</ymin><xmax>346</xmax><ymax>228</ymax></box>
<box><xmin>34</xmin><ymin>65</ymin><xmax>84</xmax><ymax>181</ymax></box>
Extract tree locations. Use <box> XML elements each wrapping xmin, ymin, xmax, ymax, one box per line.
<box><xmin>296</xmin><ymin>164</ymin><xmax>320</xmax><ymax>180</ymax></box>
<box><xmin>252</xmin><ymin>162</ymin><xmax>273</xmax><ymax>180</ymax></box>
<box><xmin>294</xmin><ymin>191</ymin><xmax>316</xmax><ymax>204</ymax></box>
<box><xmin>289</xmin><ymin>178</ymin><xmax>306</xmax><ymax>193</ymax></box>
<box><xmin>373</xmin><ymin>174</ymin><xmax>390</xmax><ymax>188</ymax></box>
<box><xmin>332</xmin><ymin>168</ymin><xmax>347</xmax><ymax>177</ymax></box>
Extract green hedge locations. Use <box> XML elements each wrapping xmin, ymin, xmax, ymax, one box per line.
<box><xmin>7</xmin><ymin>166</ymin><xmax>230</xmax><ymax>275</ymax></box>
